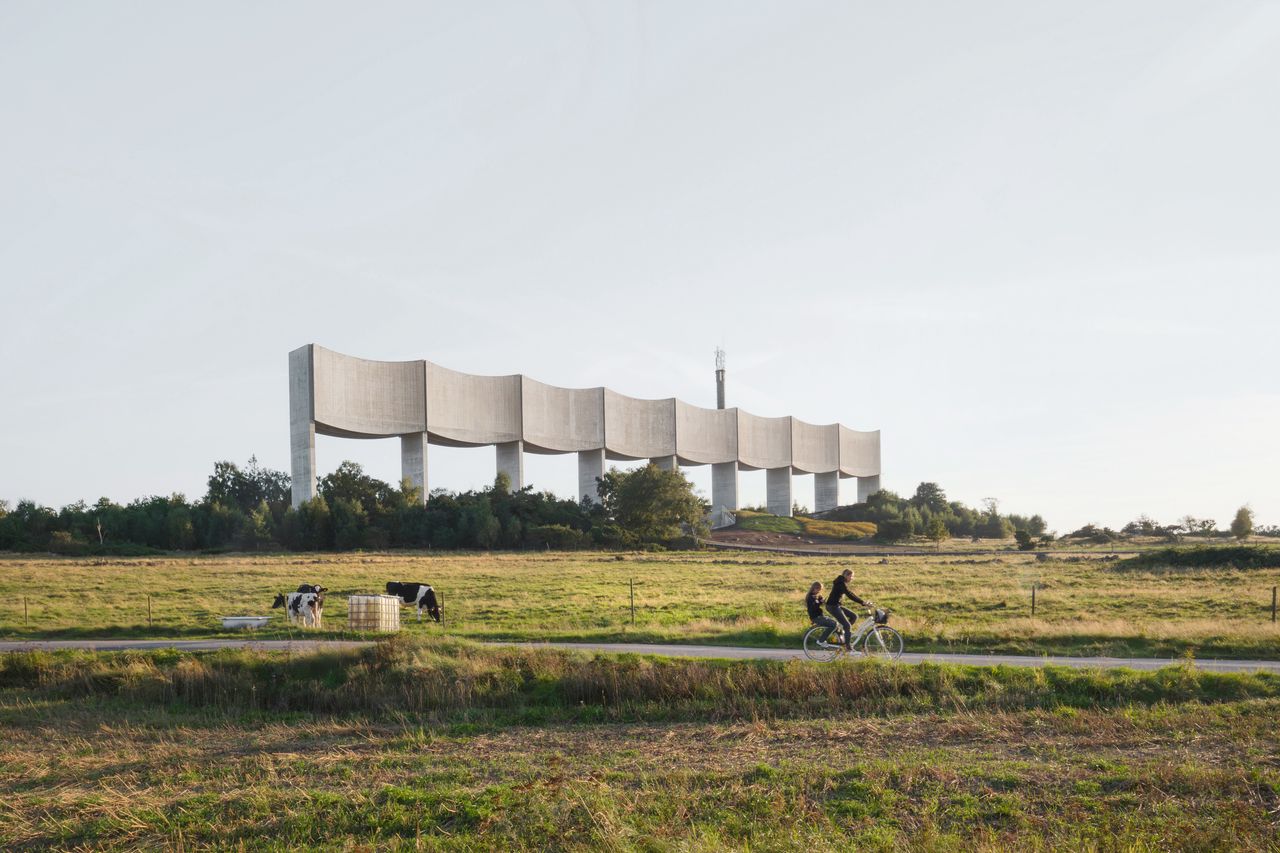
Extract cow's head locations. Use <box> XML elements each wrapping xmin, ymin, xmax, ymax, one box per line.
<box><xmin>427</xmin><ymin>603</ymin><xmax>441</xmax><ymax>622</ymax></box>
<box><xmin>271</xmin><ymin>593</ymin><xmax>286</xmax><ymax>609</ymax></box>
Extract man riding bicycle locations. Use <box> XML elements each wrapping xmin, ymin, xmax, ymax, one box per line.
<box><xmin>825</xmin><ymin>568</ymin><xmax>868</xmax><ymax>651</ymax></box>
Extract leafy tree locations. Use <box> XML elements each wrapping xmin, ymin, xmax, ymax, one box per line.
<box><xmin>318</xmin><ymin>461</ymin><xmax>390</xmax><ymax>510</ymax></box>
<box><xmin>205</xmin><ymin>456</ymin><xmax>290</xmax><ymax>515</ymax></box>
<box><xmin>925</xmin><ymin>516</ymin><xmax>948</xmax><ymax>548</ymax></box>
<box><xmin>1014</xmin><ymin>530</ymin><xmax>1035</xmax><ymax>551</ymax></box>
<box><xmin>1231</xmin><ymin>505</ymin><xmax>1255</xmax><ymax>541</ymax></box>
<box><xmin>911</xmin><ymin>482</ymin><xmax>949</xmax><ymax>513</ymax></box>
<box><xmin>598</xmin><ymin>464</ymin><xmax>707</xmax><ymax>544</ymax></box>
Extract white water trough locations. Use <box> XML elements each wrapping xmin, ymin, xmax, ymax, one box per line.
<box><xmin>221</xmin><ymin>616</ymin><xmax>271</xmax><ymax>631</ymax></box>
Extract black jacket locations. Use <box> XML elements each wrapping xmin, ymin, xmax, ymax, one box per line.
<box><xmin>805</xmin><ymin>592</ymin><xmax>826</xmax><ymax>621</ymax></box>
<box><xmin>826</xmin><ymin>575</ymin><xmax>866</xmax><ymax>611</ymax></box>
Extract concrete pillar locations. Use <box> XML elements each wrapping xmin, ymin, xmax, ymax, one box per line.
<box><xmin>712</xmin><ymin>461</ymin><xmax>739</xmax><ymax>511</ymax></box>
<box><xmin>496</xmin><ymin>440</ymin><xmax>524</xmax><ymax>490</ymax></box>
<box><xmin>288</xmin><ymin>346</ymin><xmax>316</xmax><ymax>508</ymax></box>
<box><xmin>814</xmin><ymin>471</ymin><xmax>839</xmax><ymax>513</ymax></box>
<box><xmin>650</xmin><ymin>455</ymin><xmax>678</xmax><ymax>471</ymax></box>
<box><xmin>400</xmin><ymin>432</ymin><xmax>427</xmax><ymax>503</ymax></box>
<box><xmin>857</xmin><ymin>475</ymin><xmax>881</xmax><ymax>504</ymax></box>
<box><xmin>578</xmin><ymin>448</ymin><xmax>606</xmax><ymax>504</ymax></box>
<box><xmin>767</xmin><ymin>467</ymin><xmax>793</xmax><ymax>517</ymax></box>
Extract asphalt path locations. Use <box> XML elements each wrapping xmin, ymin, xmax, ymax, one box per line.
<box><xmin>2</xmin><ymin>638</ymin><xmax>1278</xmax><ymax>673</ymax></box>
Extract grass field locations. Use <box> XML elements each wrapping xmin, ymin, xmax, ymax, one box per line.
<box><xmin>2</xmin><ymin>550</ymin><xmax>1279</xmax><ymax>659</ymax></box>
<box><xmin>3</xmin><ymin>638</ymin><xmax>1279</xmax><ymax>850</ymax></box>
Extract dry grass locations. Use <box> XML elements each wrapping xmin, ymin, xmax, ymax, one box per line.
<box><xmin>1</xmin><ymin>551</ymin><xmax>1278</xmax><ymax>658</ymax></box>
<box><xmin>2</xmin><ymin>691</ymin><xmax>1277</xmax><ymax>850</ymax></box>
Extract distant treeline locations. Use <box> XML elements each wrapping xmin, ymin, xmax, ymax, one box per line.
<box><xmin>820</xmin><ymin>482</ymin><xmax>1046</xmax><ymax>543</ymax></box>
<box><xmin>0</xmin><ymin>457</ymin><xmax>708</xmax><ymax>555</ymax></box>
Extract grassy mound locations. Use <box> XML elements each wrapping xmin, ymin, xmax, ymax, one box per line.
<box><xmin>1116</xmin><ymin>545</ymin><xmax>1280</xmax><ymax>572</ymax></box>
<box><xmin>735</xmin><ymin>510</ymin><xmax>876</xmax><ymax>540</ymax></box>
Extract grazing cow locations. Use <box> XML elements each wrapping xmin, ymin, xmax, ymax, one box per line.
<box><xmin>385</xmin><ymin>582</ymin><xmax>441</xmax><ymax>622</ymax></box>
<box><xmin>271</xmin><ymin>591</ymin><xmax>322</xmax><ymax>627</ymax></box>
<box><xmin>295</xmin><ymin>584</ymin><xmax>327</xmax><ymax>627</ymax></box>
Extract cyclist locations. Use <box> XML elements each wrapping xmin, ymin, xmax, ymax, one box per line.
<box><xmin>825</xmin><ymin>568</ymin><xmax>869</xmax><ymax>651</ymax></box>
<box><xmin>805</xmin><ymin>581</ymin><xmax>839</xmax><ymax>645</ymax></box>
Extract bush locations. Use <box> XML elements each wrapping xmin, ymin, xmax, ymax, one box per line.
<box><xmin>874</xmin><ymin>518</ymin><xmax>912</xmax><ymax>543</ymax></box>
<box><xmin>527</xmin><ymin>524</ymin><xmax>590</xmax><ymax>550</ymax></box>
<box><xmin>1116</xmin><ymin>546</ymin><xmax>1280</xmax><ymax>572</ymax></box>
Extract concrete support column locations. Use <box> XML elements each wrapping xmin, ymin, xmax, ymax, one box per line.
<box><xmin>711</xmin><ymin>461</ymin><xmax>739</xmax><ymax>512</ymax></box>
<box><xmin>650</xmin><ymin>455</ymin><xmax>678</xmax><ymax>471</ymax></box>
<box><xmin>288</xmin><ymin>346</ymin><xmax>315</xmax><ymax>508</ymax></box>
<box><xmin>577</xmin><ymin>448</ymin><xmax>606</xmax><ymax>504</ymax></box>
<box><xmin>495</xmin><ymin>441</ymin><xmax>524</xmax><ymax>490</ymax></box>
<box><xmin>290</xmin><ymin>421</ymin><xmax>315</xmax><ymax>508</ymax></box>
<box><xmin>400</xmin><ymin>432</ymin><xmax>427</xmax><ymax>503</ymax></box>
<box><xmin>857</xmin><ymin>475</ymin><xmax>881</xmax><ymax>504</ymax></box>
<box><xmin>814</xmin><ymin>471</ymin><xmax>839</xmax><ymax>513</ymax></box>
<box><xmin>767</xmin><ymin>467</ymin><xmax>793</xmax><ymax>517</ymax></box>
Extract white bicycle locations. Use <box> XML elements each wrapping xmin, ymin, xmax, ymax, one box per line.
<box><xmin>802</xmin><ymin>606</ymin><xmax>904</xmax><ymax>662</ymax></box>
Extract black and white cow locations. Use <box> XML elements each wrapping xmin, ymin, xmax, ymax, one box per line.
<box><xmin>272</xmin><ymin>591</ymin><xmax>322</xmax><ymax>628</ymax></box>
<box><xmin>385</xmin><ymin>582</ymin><xmax>441</xmax><ymax>622</ymax></box>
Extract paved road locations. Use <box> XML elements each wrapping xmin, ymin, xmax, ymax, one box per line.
<box><xmin>2</xmin><ymin>638</ymin><xmax>1278</xmax><ymax>673</ymax></box>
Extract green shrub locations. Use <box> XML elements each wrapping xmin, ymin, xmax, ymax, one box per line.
<box><xmin>1116</xmin><ymin>546</ymin><xmax>1280</xmax><ymax>572</ymax></box>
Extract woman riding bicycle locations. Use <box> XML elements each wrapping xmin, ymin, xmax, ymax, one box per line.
<box><xmin>826</xmin><ymin>568</ymin><xmax>868</xmax><ymax>651</ymax></box>
<box><xmin>805</xmin><ymin>581</ymin><xmax>839</xmax><ymax>644</ymax></box>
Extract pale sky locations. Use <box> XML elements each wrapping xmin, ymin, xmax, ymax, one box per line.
<box><xmin>2</xmin><ymin>1</ymin><xmax>1278</xmax><ymax>534</ymax></box>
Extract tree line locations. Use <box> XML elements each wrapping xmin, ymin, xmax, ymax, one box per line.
<box><xmin>0</xmin><ymin>457</ymin><xmax>708</xmax><ymax>555</ymax></box>
<box><xmin>822</xmin><ymin>482</ymin><xmax>1046</xmax><ymax>544</ymax></box>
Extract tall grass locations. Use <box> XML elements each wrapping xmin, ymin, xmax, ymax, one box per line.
<box><xmin>4</xmin><ymin>638</ymin><xmax>1277</xmax><ymax>721</ymax></box>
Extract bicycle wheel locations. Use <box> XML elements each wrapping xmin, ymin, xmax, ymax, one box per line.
<box><xmin>803</xmin><ymin>627</ymin><xmax>841</xmax><ymax>662</ymax></box>
<box><xmin>860</xmin><ymin>626</ymin><xmax>903</xmax><ymax>661</ymax></box>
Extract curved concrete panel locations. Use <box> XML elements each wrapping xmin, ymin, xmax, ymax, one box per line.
<box><xmin>521</xmin><ymin>378</ymin><xmax>604</xmax><ymax>454</ymax></box>
<box><xmin>603</xmin><ymin>390</ymin><xmax>675</xmax><ymax>459</ymax></box>
<box><xmin>289</xmin><ymin>344</ymin><xmax>882</xmax><ymax>509</ymax></box>
<box><xmin>425</xmin><ymin>362</ymin><xmax>521</xmax><ymax>447</ymax></box>
<box><xmin>737</xmin><ymin>412</ymin><xmax>792</xmax><ymax>471</ymax></box>
<box><xmin>675</xmin><ymin>402</ymin><xmax>737</xmax><ymax>465</ymax></box>
<box><xmin>790</xmin><ymin>419</ymin><xmax>839</xmax><ymax>474</ymax></box>
<box><xmin>839</xmin><ymin>427</ymin><xmax>881</xmax><ymax>477</ymax></box>
<box><xmin>312</xmin><ymin>345</ymin><xmax>426</xmax><ymax>438</ymax></box>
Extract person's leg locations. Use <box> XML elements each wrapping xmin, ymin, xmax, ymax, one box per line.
<box><xmin>841</xmin><ymin>607</ymin><xmax>860</xmax><ymax>644</ymax></box>
<box><xmin>815</xmin><ymin>614</ymin><xmax>837</xmax><ymax>643</ymax></box>
<box><xmin>829</xmin><ymin>607</ymin><xmax>853</xmax><ymax>648</ymax></box>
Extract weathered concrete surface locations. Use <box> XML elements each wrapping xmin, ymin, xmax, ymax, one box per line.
<box><xmin>857</xmin><ymin>475</ymin><xmax>882</xmax><ymax>503</ymax></box>
<box><xmin>839</xmin><ymin>426</ymin><xmax>880</xmax><ymax>477</ymax></box>
<box><xmin>650</xmin><ymin>455</ymin><xmax>678</xmax><ymax>471</ymax></box>
<box><xmin>674</xmin><ymin>401</ymin><xmax>737</xmax><ymax>465</ymax></box>
<box><xmin>577</xmin><ymin>448</ymin><xmax>605</xmax><ymax>503</ymax></box>
<box><xmin>712</xmin><ymin>461</ymin><xmax>739</xmax><ymax>512</ymax></box>
<box><xmin>791</xmin><ymin>419</ymin><xmax>839</xmax><ymax>473</ymax></box>
<box><xmin>288</xmin><ymin>346</ymin><xmax>881</xmax><ymax>508</ymax></box>
<box><xmin>312</xmin><ymin>345</ymin><xmax>426</xmax><ymax>437</ymax></box>
<box><xmin>521</xmin><ymin>377</ymin><xmax>604</xmax><ymax>453</ymax></box>
<box><xmin>814</xmin><ymin>470</ymin><xmax>839</xmax><ymax>513</ymax></box>
<box><xmin>289</xmin><ymin>346</ymin><xmax>317</xmax><ymax>506</ymax></box>
<box><xmin>400</xmin><ymin>432</ymin><xmax>427</xmax><ymax>502</ymax></box>
<box><xmin>496</xmin><ymin>440</ymin><xmax>524</xmax><ymax>490</ymax></box>
<box><xmin>604</xmin><ymin>390</ymin><xmax>676</xmax><ymax>460</ymax></box>
<box><xmin>766</xmin><ymin>467</ymin><xmax>793</xmax><ymax>517</ymax></box>
<box><xmin>427</xmin><ymin>362</ymin><xmax>522</xmax><ymax>446</ymax></box>
<box><xmin>738</xmin><ymin>412</ymin><xmax>792</xmax><ymax>471</ymax></box>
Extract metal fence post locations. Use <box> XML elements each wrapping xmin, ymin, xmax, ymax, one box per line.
<box><xmin>24</xmin><ymin>596</ymin><xmax>28</xmax><ymax>627</ymax></box>
<box><xmin>147</xmin><ymin>595</ymin><xmax>152</xmax><ymax>628</ymax></box>
<box><xmin>1272</xmin><ymin>586</ymin><xmax>1277</xmax><ymax>624</ymax></box>
<box><xmin>630</xmin><ymin>578</ymin><xmax>635</xmax><ymax>625</ymax></box>
<box><xmin>1031</xmin><ymin>584</ymin><xmax>1036</xmax><ymax>616</ymax></box>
